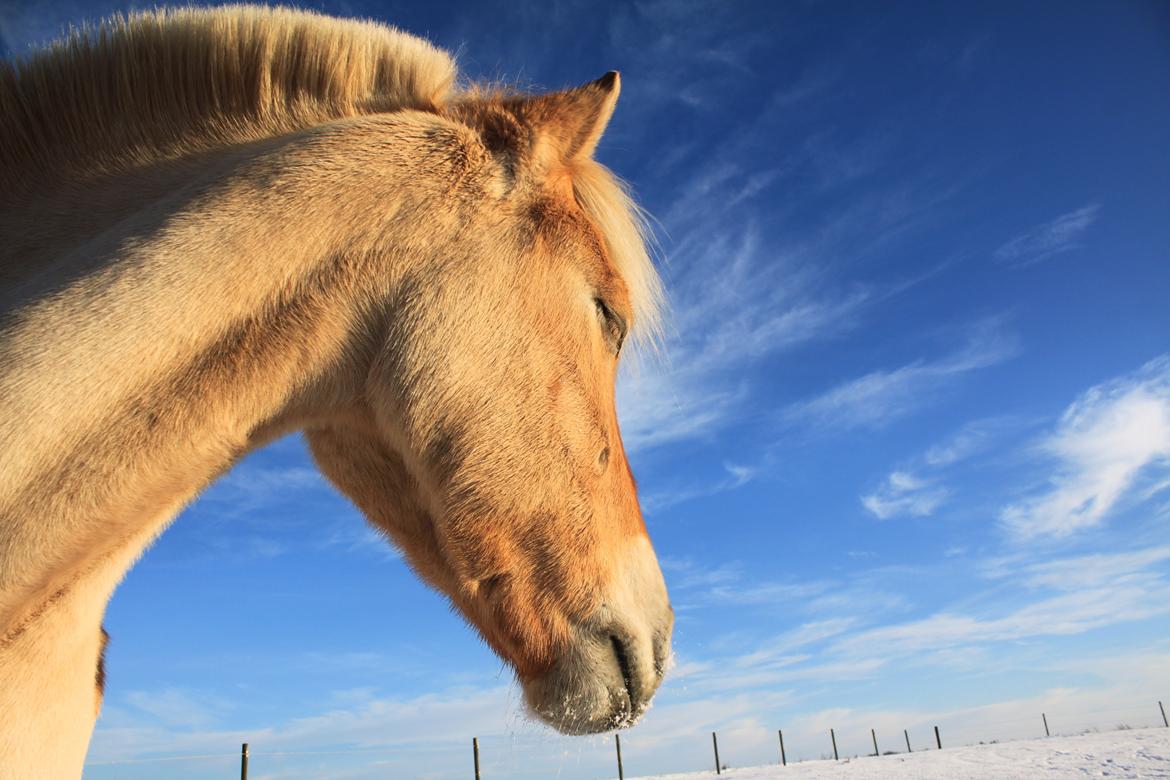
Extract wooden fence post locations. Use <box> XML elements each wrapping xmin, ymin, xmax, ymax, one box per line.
<box><xmin>934</xmin><ymin>726</ymin><xmax>942</xmax><ymax>750</ymax></box>
<box><xmin>712</xmin><ymin>731</ymin><xmax>721</xmax><ymax>775</ymax></box>
<box><xmin>240</xmin><ymin>743</ymin><xmax>249</xmax><ymax>780</ymax></box>
<box><xmin>1160</xmin><ymin>701</ymin><xmax>1168</xmax><ymax>728</ymax></box>
<box><xmin>871</xmin><ymin>728</ymin><xmax>879</xmax><ymax>756</ymax></box>
<box><xmin>904</xmin><ymin>729</ymin><xmax>911</xmax><ymax>753</ymax></box>
<box><xmin>1042</xmin><ymin>713</ymin><xmax>1050</xmax><ymax>737</ymax></box>
<box><xmin>472</xmin><ymin>737</ymin><xmax>480</xmax><ymax>780</ymax></box>
<box><xmin>615</xmin><ymin>733</ymin><xmax>624</xmax><ymax>780</ymax></box>
<box><xmin>830</xmin><ymin>728</ymin><xmax>838</xmax><ymax>761</ymax></box>
<box><xmin>778</xmin><ymin>729</ymin><xmax>786</xmax><ymax>766</ymax></box>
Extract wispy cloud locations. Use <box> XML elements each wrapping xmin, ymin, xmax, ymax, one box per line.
<box><xmin>802</xmin><ymin>126</ymin><xmax>898</xmax><ymax>192</ymax></box>
<box><xmin>121</xmin><ymin>688</ymin><xmax>236</xmax><ymax>729</ymax></box>
<box><xmin>92</xmin><ymin>684</ymin><xmax>526</xmax><ymax>767</ymax></box>
<box><xmin>659</xmin><ymin>556</ymin><xmax>743</xmax><ymax>590</ymax></box>
<box><xmin>200</xmin><ymin>464</ymin><xmax>328</xmax><ymax>517</ymax></box>
<box><xmin>606</xmin><ymin>1</ymin><xmax>802</xmax><ymax>118</ymax></box>
<box><xmin>617</xmin><ymin>225</ymin><xmax>875</xmax><ymax>452</ymax></box>
<box><xmin>639</xmin><ymin>544</ymin><xmax>1170</xmax><ymax>751</ymax></box>
<box><xmin>667</xmin><ymin>540</ymin><xmax>1170</xmax><ymax>690</ymax></box>
<box><xmin>732</xmin><ymin>619</ymin><xmax>859</xmax><ymax>667</ymax></box>
<box><xmin>664</xmin><ymin>556</ymin><xmax>840</xmax><ymax>611</ymax></box>
<box><xmin>1000</xmin><ymin>355</ymin><xmax>1170</xmax><ymax>539</ymax></box>
<box><xmin>924</xmin><ymin>416</ymin><xmax>1017</xmax><ymax>466</ymax></box>
<box><xmin>613</xmin><ymin>36</ymin><xmax>966</xmax><ymax>457</ymax></box>
<box><xmin>780</xmin><ymin>317</ymin><xmax>1018</xmax><ymax>433</ymax></box>
<box><xmin>833</xmin><ymin>549</ymin><xmax>1170</xmax><ymax>661</ymax></box>
<box><xmin>318</xmin><ymin>524</ymin><xmax>404</xmax><ymax>561</ymax></box>
<box><xmin>90</xmin><ymin>540</ymin><xmax>1170</xmax><ymax>776</ymax></box>
<box><xmin>994</xmin><ymin>203</ymin><xmax>1101</xmax><ymax>268</ymax></box>
<box><xmin>862</xmin><ymin>416</ymin><xmax>1022</xmax><ymax>519</ymax></box>
<box><xmin>1015</xmin><ymin>546</ymin><xmax>1170</xmax><ymax>591</ymax></box>
<box><xmin>642</xmin><ymin>461</ymin><xmax>759</xmax><ymax>513</ymax></box>
<box><xmin>664</xmin><ymin>557</ymin><xmax>907</xmax><ymax>619</ymax></box>
<box><xmin>861</xmin><ymin>470</ymin><xmax>948</xmax><ymax>519</ymax></box>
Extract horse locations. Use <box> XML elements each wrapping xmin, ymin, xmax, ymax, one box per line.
<box><xmin>0</xmin><ymin>6</ymin><xmax>673</xmax><ymax>776</ymax></box>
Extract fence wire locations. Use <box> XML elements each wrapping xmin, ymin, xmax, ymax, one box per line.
<box><xmin>83</xmin><ymin>696</ymin><xmax>1169</xmax><ymax>778</ymax></box>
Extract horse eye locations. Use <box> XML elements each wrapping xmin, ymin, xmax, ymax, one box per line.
<box><xmin>594</xmin><ymin>298</ymin><xmax>627</xmax><ymax>354</ymax></box>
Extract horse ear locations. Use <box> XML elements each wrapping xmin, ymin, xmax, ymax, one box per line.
<box><xmin>530</xmin><ymin>71</ymin><xmax>621</xmax><ymax>161</ymax></box>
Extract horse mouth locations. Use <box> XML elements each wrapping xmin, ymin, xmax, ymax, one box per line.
<box><xmin>609</xmin><ymin>633</ymin><xmax>639</xmax><ymax>725</ymax></box>
<box><xmin>521</xmin><ymin>622</ymin><xmax>666</xmax><ymax>735</ymax></box>
<box><xmin>520</xmin><ymin>538</ymin><xmax>673</xmax><ymax>735</ymax></box>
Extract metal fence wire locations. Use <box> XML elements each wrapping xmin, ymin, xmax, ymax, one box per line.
<box><xmin>83</xmin><ymin>696</ymin><xmax>1170</xmax><ymax>779</ymax></box>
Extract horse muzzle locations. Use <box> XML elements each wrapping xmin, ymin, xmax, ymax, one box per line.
<box><xmin>522</xmin><ymin>536</ymin><xmax>673</xmax><ymax>734</ymax></box>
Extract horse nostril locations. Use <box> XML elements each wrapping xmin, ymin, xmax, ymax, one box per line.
<box><xmin>609</xmin><ymin>634</ymin><xmax>635</xmax><ymax>705</ymax></box>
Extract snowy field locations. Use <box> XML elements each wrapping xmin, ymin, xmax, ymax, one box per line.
<box><xmin>633</xmin><ymin>728</ymin><xmax>1169</xmax><ymax>779</ymax></box>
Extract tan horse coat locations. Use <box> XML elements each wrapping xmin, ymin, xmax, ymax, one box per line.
<box><xmin>0</xmin><ymin>7</ymin><xmax>671</xmax><ymax>777</ymax></box>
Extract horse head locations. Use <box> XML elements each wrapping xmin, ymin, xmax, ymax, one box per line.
<box><xmin>306</xmin><ymin>72</ymin><xmax>673</xmax><ymax>734</ymax></box>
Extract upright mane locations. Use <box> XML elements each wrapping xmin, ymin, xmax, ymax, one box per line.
<box><xmin>0</xmin><ymin>4</ymin><xmax>663</xmax><ymax>346</ymax></box>
<box><xmin>0</xmin><ymin>5</ymin><xmax>456</xmax><ymax>187</ymax></box>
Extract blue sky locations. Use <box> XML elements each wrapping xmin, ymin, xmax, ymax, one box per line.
<box><xmin>5</xmin><ymin>1</ymin><xmax>1170</xmax><ymax>778</ymax></box>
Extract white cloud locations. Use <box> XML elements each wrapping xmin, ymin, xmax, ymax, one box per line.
<box><xmin>318</xmin><ymin>524</ymin><xmax>404</xmax><ymax>561</ymax></box>
<box><xmin>642</xmin><ymin>461</ymin><xmax>759</xmax><ymax>513</ymax></box>
<box><xmin>88</xmin><ymin>541</ymin><xmax>1170</xmax><ymax>777</ymax></box>
<box><xmin>615</xmin><ymin>65</ymin><xmax>965</xmax><ymax>456</ymax></box>
<box><xmin>664</xmin><ymin>557</ymin><xmax>906</xmax><ymax>620</ymax></box>
<box><xmin>732</xmin><ymin>619</ymin><xmax>858</xmax><ymax>668</ymax></box>
<box><xmin>662</xmin><ymin>557</ymin><xmax>811</xmax><ymax>607</ymax></box>
<box><xmin>640</xmin><ymin>547</ymin><xmax>1170</xmax><ymax>743</ymax></box>
<box><xmin>924</xmin><ymin>416</ymin><xmax>1016</xmax><ymax>467</ymax></box>
<box><xmin>780</xmin><ymin>317</ymin><xmax>1017</xmax><ymax>432</ymax></box>
<box><xmin>861</xmin><ymin>470</ymin><xmax>948</xmax><ymax>519</ymax></box>
<box><xmin>659</xmin><ymin>557</ymin><xmax>743</xmax><ymax>590</ymax></box>
<box><xmin>994</xmin><ymin>203</ymin><xmax>1101</xmax><ymax>267</ymax></box>
<box><xmin>672</xmin><ymin>543</ymin><xmax>1170</xmax><ymax>702</ymax></box>
<box><xmin>862</xmin><ymin>417</ymin><xmax>1022</xmax><ymax>520</ymax></box>
<box><xmin>91</xmin><ymin>684</ymin><xmax>530</xmax><ymax>776</ymax></box>
<box><xmin>705</xmin><ymin>580</ymin><xmax>831</xmax><ymax>607</ymax></box>
<box><xmin>617</xmin><ymin>223</ymin><xmax>875</xmax><ymax>452</ymax></box>
<box><xmin>648</xmin><ymin>541</ymin><xmax>1170</xmax><ymax>741</ymax></box>
<box><xmin>121</xmin><ymin>688</ymin><xmax>235</xmax><ymax>729</ymax></box>
<box><xmin>1000</xmin><ymin>355</ymin><xmax>1170</xmax><ymax>539</ymax></box>
<box><xmin>832</xmin><ymin>580</ymin><xmax>1170</xmax><ymax>659</ymax></box>
<box><xmin>1019</xmin><ymin>546</ymin><xmax>1170</xmax><ymax>590</ymax></box>
<box><xmin>198</xmin><ymin>463</ymin><xmax>329</xmax><ymax>519</ymax></box>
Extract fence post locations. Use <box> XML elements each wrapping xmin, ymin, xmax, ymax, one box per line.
<box><xmin>830</xmin><ymin>728</ymin><xmax>839</xmax><ymax>761</ymax></box>
<box><xmin>615</xmin><ymin>733</ymin><xmax>624</xmax><ymax>780</ymax></box>
<box><xmin>240</xmin><ymin>743</ymin><xmax>249</xmax><ymax>780</ymax></box>
<box><xmin>871</xmin><ymin>728</ymin><xmax>879</xmax><ymax>756</ymax></box>
<box><xmin>472</xmin><ymin>737</ymin><xmax>480</xmax><ymax>780</ymax></box>
<box><xmin>904</xmin><ymin>729</ymin><xmax>911</xmax><ymax>753</ymax></box>
<box><xmin>934</xmin><ymin>726</ymin><xmax>942</xmax><ymax>750</ymax></box>
<box><xmin>1161</xmin><ymin>701</ymin><xmax>1168</xmax><ymax>728</ymax></box>
<box><xmin>1042</xmin><ymin>713</ymin><xmax>1050</xmax><ymax>737</ymax></box>
<box><xmin>778</xmin><ymin>729</ymin><xmax>786</xmax><ymax>766</ymax></box>
<box><xmin>712</xmin><ymin>731</ymin><xmax>721</xmax><ymax>775</ymax></box>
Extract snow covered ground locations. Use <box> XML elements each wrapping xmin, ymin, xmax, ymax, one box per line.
<box><xmin>632</xmin><ymin>728</ymin><xmax>1169</xmax><ymax>779</ymax></box>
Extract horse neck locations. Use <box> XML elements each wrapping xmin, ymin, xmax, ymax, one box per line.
<box><xmin>0</xmin><ymin>116</ymin><xmax>449</xmax><ymax>632</ymax></box>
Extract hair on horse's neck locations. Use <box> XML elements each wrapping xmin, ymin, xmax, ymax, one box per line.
<box><xmin>0</xmin><ymin>5</ymin><xmax>456</xmax><ymax>189</ymax></box>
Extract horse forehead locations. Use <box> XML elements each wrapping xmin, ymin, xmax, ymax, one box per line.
<box><xmin>529</xmin><ymin>194</ymin><xmax>630</xmax><ymax>302</ymax></box>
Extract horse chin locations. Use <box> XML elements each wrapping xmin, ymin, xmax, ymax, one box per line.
<box><xmin>521</xmin><ymin>629</ymin><xmax>656</xmax><ymax>735</ymax></box>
